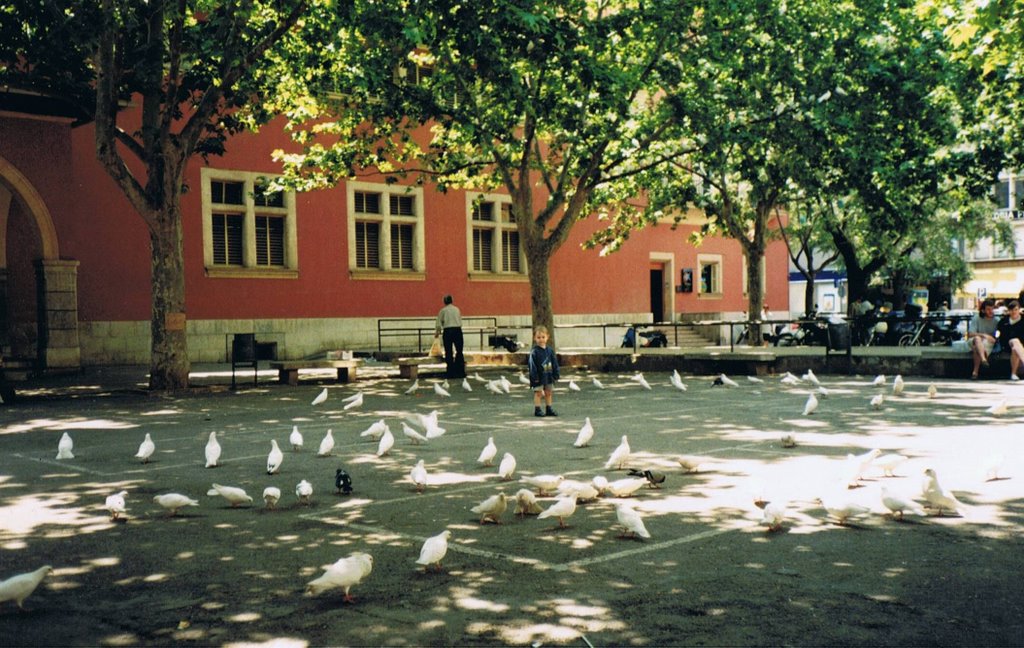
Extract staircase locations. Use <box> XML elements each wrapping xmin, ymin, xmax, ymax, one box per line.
<box><xmin>668</xmin><ymin>327</ymin><xmax>715</xmax><ymax>347</ymax></box>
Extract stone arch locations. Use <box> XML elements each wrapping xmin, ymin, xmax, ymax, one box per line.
<box><xmin>0</xmin><ymin>154</ymin><xmax>60</xmax><ymax>261</ymax></box>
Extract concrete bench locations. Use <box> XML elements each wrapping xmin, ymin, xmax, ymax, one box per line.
<box><xmin>269</xmin><ymin>359</ymin><xmax>363</xmax><ymax>386</ymax></box>
<box><xmin>396</xmin><ymin>357</ymin><xmax>440</xmax><ymax>379</ymax></box>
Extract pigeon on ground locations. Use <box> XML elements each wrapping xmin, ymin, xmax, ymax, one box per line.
<box><xmin>514</xmin><ymin>489</ymin><xmax>544</xmax><ymax>516</ymax></box>
<box><xmin>987</xmin><ymin>400</ymin><xmax>1008</xmax><ymax>416</ymax></box>
<box><xmin>760</xmin><ymin>502</ymin><xmax>786</xmax><ymax>532</ymax></box>
<box><xmin>780</xmin><ymin>372</ymin><xmax>801</xmax><ymax>386</ymax></box>
<box><xmin>317</xmin><ymin>429</ymin><xmax>335</xmax><ymax>457</ymax></box>
<box><xmin>592</xmin><ymin>376</ymin><xmax>605</xmax><ymax>389</ymax></box>
<box><xmin>870</xmin><ymin>394</ymin><xmax>885</xmax><ymax>409</ymax></box>
<box><xmin>631</xmin><ymin>372</ymin><xmax>652</xmax><ymax>390</ymax></box>
<box><xmin>104</xmin><ymin>490</ymin><xmax>128</xmax><ymax>520</ymax></box>
<box><xmin>433</xmin><ymin>382</ymin><xmax>450</xmax><ymax>397</ymax></box>
<box><xmin>922</xmin><ymin>468</ymin><xmax>960</xmax><ymax>515</ymax></box>
<box><xmin>982</xmin><ymin>453</ymin><xmax>1007</xmax><ymax>482</ymax></box>
<box><xmin>267</xmin><ymin>439</ymin><xmax>284</xmax><ymax>474</ymax></box>
<box><xmin>498</xmin><ymin>376</ymin><xmax>512</xmax><ymax>393</ymax></box>
<box><xmin>135</xmin><ymin>433</ymin><xmax>155</xmax><ymax>463</ymax></box>
<box><xmin>263</xmin><ymin>486</ymin><xmax>281</xmax><ymax>509</ymax></box>
<box><xmin>676</xmin><ymin>456</ymin><xmax>703</xmax><ymax>473</ymax></box>
<box><xmin>817</xmin><ymin>495</ymin><xmax>871</xmax><ymax>526</ymax></box>
<box><xmin>780</xmin><ymin>434</ymin><xmax>797</xmax><ymax>448</ymax></box>
<box><xmin>295</xmin><ymin>479</ymin><xmax>314</xmax><ymax>505</ymax></box>
<box><xmin>401</xmin><ymin>422</ymin><xmax>429</xmax><ymax>445</ymax></box>
<box><xmin>605</xmin><ymin>477</ymin><xmax>648</xmax><ymax>498</ymax></box>
<box><xmin>802</xmin><ymin>393</ymin><xmax>819</xmax><ymax>416</ymax></box>
<box><xmin>204</xmin><ymin>431</ymin><xmax>221</xmax><ymax>468</ymax></box>
<box><xmin>874</xmin><ymin>453</ymin><xmax>908</xmax><ymax>477</ymax></box>
<box><xmin>574</xmin><ymin>418</ymin><xmax>595</xmax><ymax>448</ymax></box>
<box><xmin>848</xmin><ymin>448</ymin><xmax>882</xmax><ymax>485</ymax></box>
<box><xmin>628</xmin><ymin>468</ymin><xmax>666</xmax><ymax>489</ymax></box>
<box><xmin>311</xmin><ymin>388</ymin><xmax>329</xmax><ymax>406</ymax></box>
<box><xmin>747</xmin><ymin>375</ymin><xmax>764</xmax><ymax>384</ymax></box>
<box><xmin>376</xmin><ymin>428</ymin><xmax>395</xmax><ymax>456</ymax></box>
<box><xmin>881</xmin><ymin>486</ymin><xmax>924</xmax><ymax>520</ymax></box>
<box><xmin>538</xmin><ymin>495</ymin><xmax>578</xmax><ymax>528</ymax></box>
<box><xmin>604</xmin><ymin>435</ymin><xmax>631</xmax><ymax>470</ymax></box>
<box><xmin>477</xmin><ymin>437</ymin><xmax>498</xmax><ymax>466</ymax></box>
<box><xmin>557</xmin><ymin>479</ymin><xmax>600</xmax><ymax>502</ymax></box>
<box><xmin>615</xmin><ymin>503</ymin><xmax>651</xmax><ymax>539</ymax></box>
<box><xmin>423</xmin><ymin>412</ymin><xmax>446</xmax><ymax>440</ymax></box>
<box><xmin>817</xmin><ymin>386</ymin><xmax>830</xmax><ymax>398</ymax></box>
<box><xmin>718</xmin><ymin>374</ymin><xmax>739</xmax><ymax>388</ymax></box>
<box><xmin>290</xmin><ymin>425</ymin><xmax>304</xmax><ymax>451</ymax></box>
<box><xmin>892</xmin><ymin>375</ymin><xmax>905</xmax><ymax>396</ymax></box>
<box><xmin>520</xmin><ymin>474</ymin><xmax>565</xmax><ymax>496</ymax></box>
<box><xmin>0</xmin><ymin>565</ymin><xmax>52</xmax><ymax>610</ymax></box>
<box><xmin>343</xmin><ymin>392</ymin><xmax>364</xmax><ymax>411</ymax></box>
<box><xmin>153</xmin><ymin>493</ymin><xmax>199</xmax><ymax>516</ymax></box>
<box><xmin>55</xmin><ymin>432</ymin><xmax>74</xmax><ymax>460</ymax></box>
<box><xmin>472</xmin><ymin>372</ymin><xmax>487</xmax><ymax>383</ymax></box>
<box><xmin>416</xmin><ymin>530</ymin><xmax>451</xmax><ymax>572</ymax></box>
<box><xmin>305</xmin><ymin>552</ymin><xmax>373</xmax><ymax>603</ymax></box>
<box><xmin>591</xmin><ymin>475</ymin><xmax>610</xmax><ymax>495</ymax></box>
<box><xmin>498</xmin><ymin>453</ymin><xmax>516</xmax><ymax>480</ymax></box>
<box><xmin>461</xmin><ymin>378</ymin><xmax>473</xmax><ymax>392</ymax></box>
<box><xmin>360</xmin><ymin>419</ymin><xmax>388</xmax><ymax>439</ymax></box>
<box><xmin>207</xmin><ymin>484</ymin><xmax>253</xmax><ymax>507</ymax></box>
<box><xmin>335</xmin><ymin>468</ymin><xmax>353</xmax><ymax>495</ymax></box>
<box><xmin>485</xmin><ymin>380</ymin><xmax>505</xmax><ymax>395</ymax></box>
<box><xmin>801</xmin><ymin>369</ymin><xmax>820</xmax><ymax>386</ymax></box>
<box><xmin>518</xmin><ymin>372</ymin><xmax>531</xmax><ymax>386</ymax></box>
<box><xmin>670</xmin><ymin>370</ymin><xmax>687</xmax><ymax>392</ymax></box>
<box><xmin>471</xmin><ymin>492</ymin><xmax>508</xmax><ymax>524</ymax></box>
<box><xmin>404</xmin><ymin>380</ymin><xmax>419</xmax><ymax>395</ymax></box>
<box><xmin>927</xmin><ymin>384</ymin><xmax>938</xmax><ymax>398</ymax></box>
<box><xmin>871</xmin><ymin>374</ymin><xmax>886</xmax><ymax>386</ymax></box>
<box><xmin>410</xmin><ymin>459</ymin><xmax>428</xmax><ymax>492</ymax></box>
<box><xmin>568</xmin><ymin>380</ymin><xmax>581</xmax><ymax>392</ymax></box>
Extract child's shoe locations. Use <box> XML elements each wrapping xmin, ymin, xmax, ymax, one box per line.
<box><xmin>545</xmin><ymin>406</ymin><xmax>558</xmax><ymax>417</ymax></box>
<box><xmin>534</xmin><ymin>406</ymin><xmax>544</xmax><ymax>417</ymax></box>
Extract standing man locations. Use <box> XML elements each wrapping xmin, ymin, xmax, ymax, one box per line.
<box><xmin>435</xmin><ymin>294</ymin><xmax>465</xmax><ymax>379</ymax></box>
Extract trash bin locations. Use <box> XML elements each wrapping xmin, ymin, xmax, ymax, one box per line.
<box><xmin>827</xmin><ymin>317</ymin><xmax>851</xmax><ymax>351</ymax></box>
<box><xmin>231</xmin><ymin>333</ymin><xmax>258</xmax><ymax>388</ymax></box>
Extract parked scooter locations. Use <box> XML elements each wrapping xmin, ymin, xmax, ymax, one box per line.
<box><xmin>773</xmin><ymin>314</ymin><xmax>830</xmax><ymax>347</ymax></box>
<box><xmin>622</xmin><ymin>326</ymin><xmax>668</xmax><ymax>348</ymax></box>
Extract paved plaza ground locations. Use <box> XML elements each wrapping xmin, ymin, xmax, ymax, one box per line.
<box><xmin>1</xmin><ymin>362</ymin><xmax>1023</xmax><ymax>646</ymax></box>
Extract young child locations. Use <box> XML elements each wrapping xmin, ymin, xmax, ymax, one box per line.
<box><xmin>528</xmin><ymin>325</ymin><xmax>560</xmax><ymax>417</ymax></box>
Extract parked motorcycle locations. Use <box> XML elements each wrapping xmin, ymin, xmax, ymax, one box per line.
<box><xmin>774</xmin><ymin>316</ymin><xmax>830</xmax><ymax>347</ymax></box>
<box><xmin>622</xmin><ymin>326</ymin><xmax>668</xmax><ymax>348</ymax></box>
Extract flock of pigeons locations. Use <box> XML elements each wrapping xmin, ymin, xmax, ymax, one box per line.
<box><xmin>0</xmin><ymin>366</ymin><xmax>1009</xmax><ymax>609</ymax></box>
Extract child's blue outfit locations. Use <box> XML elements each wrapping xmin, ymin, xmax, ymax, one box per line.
<box><xmin>528</xmin><ymin>344</ymin><xmax>560</xmax><ymax>388</ymax></box>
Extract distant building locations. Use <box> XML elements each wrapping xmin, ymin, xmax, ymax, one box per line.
<box><xmin>960</xmin><ymin>170</ymin><xmax>1024</xmax><ymax>307</ymax></box>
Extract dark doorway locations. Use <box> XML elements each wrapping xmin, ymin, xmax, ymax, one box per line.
<box><xmin>650</xmin><ymin>268</ymin><xmax>664</xmax><ymax>322</ymax></box>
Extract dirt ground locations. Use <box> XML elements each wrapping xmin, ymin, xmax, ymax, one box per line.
<box><xmin>1</xmin><ymin>366</ymin><xmax>1023</xmax><ymax>647</ymax></box>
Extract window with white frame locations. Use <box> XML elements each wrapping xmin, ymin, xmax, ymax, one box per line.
<box><xmin>201</xmin><ymin>169</ymin><xmax>297</xmax><ymax>276</ymax></box>
<box><xmin>698</xmin><ymin>254</ymin><xmax>722</xmax><ymax>296</ymax></box>
<box><xmin>467</xmin><ymin>194</ymin><xmax>525</xmax><ymax>276</ymax></box>
<box><xmin>994</xmin><ymin>172</ymin><xmax>1024</xmax><ymax>219</ymax></box>
<box><xmin>347</xmin><ymin>182</ymin><xmax>425</xmax><ymax>274</ymax></box>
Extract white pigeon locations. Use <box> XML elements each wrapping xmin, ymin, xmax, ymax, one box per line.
<box><xmin>986</xmin><ymin>399</ymin><xmax>1008</xmax><ymax>416</ymax></box>
<box><xmin>870</xmin><ymin>393</ymin><xmax>885</xmax><ymax>410</ymax></box>
<box><xmin>472</xmin><ymin>372</ymin><xmax>487</xmax><ymax>383</ymax></box>
<box><xmin>631</xmin><ymin>372</ymin><xmax>652</xmax><ymax>390</ymax></box>
<box><xmin>423</xmin><ymin>414</ymin><xmax>446</xmax><ymax>440</ymax></box>
<box><xmin>343</xmin><ymin>392</ymin><xmax>364</xmax><ymax>411</ymax></box>
<box><xmin>557</xmin><ymin>479</ymin><xmax>600</xmax><ymax>502</ymax></box>
<box><xmin>0</xmin><ymin>565</ymin><xmax>52</xmax><ymax>610</ymax></box>
<box><xmin>922</xmin><ymin>468</ymin><xmax>960</xmax><ymax>515</ymax></box>
<box><xmin>416</xmin><ymin>530</ymin><xmax>452</xmax><ymax>572</ymax></box>
<box><xmin>153</xmin><ymin>493</ymin><xmax>199</xmax><ymax>516</ymax></box>
<box><xmin>801</xmin><ymin>369</ymin><xmax>820</xmax><ymax>386</ymax></box>
<box><xmin>817</xmin><ymin>495</ymin><xmax>871</xmax><ymax>525</ymax></box>
<box><xmin>871</xmin><ymin>374</ymin><xmax>886</xmax><ymax>386</ymax></box>
<box><xmin>404</xmin><ymin>380</ymin><xmax>419</xmax><ymax>395</ymax></box>
<box><xmin>267</xmin><ymin>439</ymin><xmax>284</xmax><ymax>474</ymax></box>
<box><xmin>518</xmin><ymin>372</ymin><xmax>531</xmax><ymax>385</ymax></box>
<box><xmin>401</xmin><ymin>422</ymin><xmax>429</xmax><ymax>445</ymax></box>
<box><xmin>574</xmin><ymin>418</ymin><xmax>595</xmax><ymax>448</ymax></box>
<box><xmin>718</xmin><ymin>373</ymin><xmax>739</xmax><ymax>387</ymax></box>
<box><xmin>892</xmin><ymin>374</ymin><xmax>905</xmax><ymax>396</ymax></box>
<box><xmin>605</xmin><ymin>477</ymin><xmax>648</xmax><ymax>497</ymax></box>
<box><xmin>498</xmin><ymin>452</ymin><xmax>516</xmax><ymax>480</ymax></box>
<box><xmin>817</xmin><ymin>385</ymin><xmax>830</xmax><ymax>398</ymax></box>
<box><xmin>360</xmin><ymin>419</ymin><xmax>388</xmax><ymax>439</ymax></box>
<box><xmin>844</xmin><ymin>448</ymin><xmax>882</xmax><ymax>487</ymax></box>
<box><xmin>927</xmin><ymin>384</ymin><xmax>938</xmax><ymax>398</ymax></box>
<box><xmin>305</xmin><ymin>552</ymin><xmax>373</xmax><ymax>603</ymax></box>
<box><xmin>204</xmin><ymin>431</ymin><xmax>221</xmax><ymax>468</ymax></box>
<box><xmin>874</xmin><ymin>453</ymin><xmax>908</xmax><ymax>477</ymax></box>
<box><xmin>760</xmin><ymin>502</ymin><xmax>786</xmax><ymax>532</ymax></box>
<box><xmin>135</xmin><ymin>433</ymin><xmax>155</xmax><ymax>463</ymax></box>
<box><xmin>670</xmin><ymin>369</ymin><xmax>687</xmax><ymax>392</ymax></box>
<box><xmin>311</xmin><ymin>387</ymin><xmax>328</xmax><ymax>406</ymax></box>
<box><xmin>461</xmin><ymin>378</ymin><xmax>473</xmax><ymax>392</ymax></box>
<box><xmin>615</xmin><ymin>503</ymin><xmax>651</xmax><ymax>539</ymax></box>
<box><xmin>881</xmin><ymin>486</ymin><xmax>924</xmax><ymax>520</ymax></box>
<box><xmin>104</xmin><ymin>490</ymin><xmax>128</xmax><ymax>520</ymax></box>
<box><xmin>592</xmin><ymin>376</ymin><xmax>605</xmax><ymax>389</ymax></box>
<box><xmin>295</xmin><ymin>479</ymin><xmax>314</xmax><ymax>505</ymax></box>
<box><xmin>485</xmin><ymin>380</ymin><xmax>505</xmax><ymax>395</ymax></box>
<box><xmin>316</xmin><ymin>429</ymin><xmax>335</xmax><ymax>457</ymax></box>
<box><xmin>780</xmin><ymin>373</ymin><xmax>801</xmax><ymax>386</ymax></box>
<box><xmin>207</xmin><ymin>483</ymin><xmax>253</xmax><ymax>508</ymax></box>
<box><xmin>537</xmin><ymin>495</ymin><xmax>578</xmax><ymax>528</ymax></box>
<box><xmin>591</xmin><ymin>475</ymin><xmax>610</xmax><ymax>495</ymax></box>
<box><xmin>376</xmin><ymin>428</ymin><xmax>395</xmax><ymax>457</ymax></box>
<box><xmin>433</xmin><ymin>382</ymin><xmax>450</xmax><ymax>397</ymax></box>
<box><xmin>471</xmin><ymin>492</ymin><xmax>508</xmax><ymax>524</ymax></box>
<box><xmin>568</xmin><ymin>379</ymin><xmax>581</xmax><ymax>392</ymax></box>
<box><xmin>410</xmin><ymin>459</ymin><xmax>428</xmax><ymax>492</ymax></box>
<box><xmin>55</xmin><ymin>432</ymin><xmax>74</xmax><ymax>460</ymax></box>
<box><xmin>498</xmin><ymin>375</ymin><xmax>512</xmax><ymax>393</ymax></box>
<box><xmin>983</xmin><ymin>453</ymin><xmax>1007</xmax><ymax>482</ymax></box>
<box><xmin>263</xmin><ymin>486</ymin><xmax>281</xmax><ymax>509</ymax></box>
<box><xmin>676</xmin><ymin>456</ymin><xmax>704</xmax><ymax>472</ymax></box>
<box><xmin>477</xmin><ymin>437</ymin><xmax>498</xmax><ymax>466</ymax></box>
<box><xmin>604</xmin><ymin>435</ymin><xmax>631</xmax><ymax>470</ymax></box>
<box><xmin>520</xmin><ymin>473</ymin><xmax>564</xmax><ymax>496</ymax></box>
<box><xmin>747</xmin><ymin>375</ymin><xmax>764</xmax><ymax>384</ymax></box>
<box><xmin>289</xmin><ymin>425</ymin><xmax>304</xmax><ymax>451</ymax></box>
<box><xmin>514</xmin><ymin>489</ymin><xmax>544</xmax><ymax>516</ymax></box>
<box><xmin>802</xmin><ymin>393</ymin><xmax>819</xmax><ymax>416</ymax></box>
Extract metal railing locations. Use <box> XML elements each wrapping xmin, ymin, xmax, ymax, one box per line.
<box><xmin>377</xmin><ymin>317</ymin><xmax>500</xmax><ymax>353</ymax></box>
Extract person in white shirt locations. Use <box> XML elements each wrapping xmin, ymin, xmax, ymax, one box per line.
<box><xmin>968</xmin><ymin>298</ymin><xmax>998</xmax><ymax>379</ymax></box>
<box><xmin>434</xmin><ymin>294</ymin><xmax>465</xmax><ymax>379</ymax></box>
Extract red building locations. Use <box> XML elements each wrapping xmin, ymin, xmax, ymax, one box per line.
<box><xmin>0</xmin><ymin>104</ymin><xmax>789</xmax><ymax>368</ymax></box>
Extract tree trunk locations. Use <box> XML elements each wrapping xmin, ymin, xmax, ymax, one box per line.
<box><xmin>804</xmin><ymin>271</ymin><xmax>816</xmax><ymax>316</ymax></box>
<box><xmin>526</xmin><ymin>246</ymin><xmax>555</xmax><ymax>348</ymax></box>
<box><xmin>745</xmin><ymin>245</ymin><xmax>765</xmax><ymax>346</ymax></box>
<box><xmin>148</xmin><ymin>206</ymin><xmax>190</xmax><ymax>390</ymax></box>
